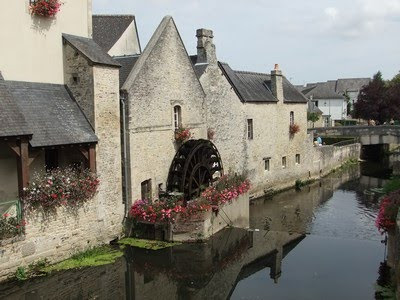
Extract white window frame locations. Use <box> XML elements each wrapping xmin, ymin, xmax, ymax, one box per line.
<box><xmin>173</xmin><ymin>105</ymin><xmax>182</xmax><ymax>130</ymax></box>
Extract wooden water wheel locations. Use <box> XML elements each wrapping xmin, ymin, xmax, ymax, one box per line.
<box><xmin>166</xmin><ymin>139</ymin><xmax>223</xmax><ymax>203</ymax></box>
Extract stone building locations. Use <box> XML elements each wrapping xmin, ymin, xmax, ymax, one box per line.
<box><xmin>0</xmin><ymin>0</ymin><xmax>124</xmax><ymax>280</ymax></box>
<box><xmin>191</xmin><ymin>29</ymin><xmax>310</xmax><ymax>196</ymax></box>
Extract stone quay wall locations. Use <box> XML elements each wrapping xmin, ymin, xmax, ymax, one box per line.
<box><xmin>171</xmin><ymin>193</ymin><xmax>250</xmax><ymax>242</ymax></box>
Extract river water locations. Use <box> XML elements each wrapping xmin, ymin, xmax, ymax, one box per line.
<box><xmin>0</xmin><ymin>164</ymin><xmax>390</xmax><ymax>300</ymax></box>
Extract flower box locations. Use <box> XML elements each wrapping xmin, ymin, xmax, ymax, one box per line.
<box><xmin>30</xmin><ymin>0</ymin><xmax>62</xmax><ymax>18</ymax></box>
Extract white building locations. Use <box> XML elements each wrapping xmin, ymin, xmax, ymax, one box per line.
<box><xmin>299</xmin><ymin>78</ymin><xmax>370</xmax><ymax>127</ymax></box>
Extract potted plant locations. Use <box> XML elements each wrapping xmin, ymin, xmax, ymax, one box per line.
<box><xmin>175</xmin><ymin>127</ymin><xmax>192</xmax><ymax>143</ymax></box>
<box><xmin>289</xmin><ymin>123</ymin><xmax>300</xmax><ymax>135</ymax></box>
<box><xmin>30</xmin><ymin>0</ymin><xmax>62</xmax><ymax>18</ymax></box>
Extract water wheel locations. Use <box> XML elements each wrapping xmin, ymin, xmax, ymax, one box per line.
<box><xmin>167</xmin><ymin>139</ymin><xmax>223</xmax><ymax>202</ymax></box>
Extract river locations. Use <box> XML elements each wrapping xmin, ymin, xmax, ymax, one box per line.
<box><xmin>0</xmin><ymin>163</ymin><xmax>390</xmax><ymax>299</ymax></box>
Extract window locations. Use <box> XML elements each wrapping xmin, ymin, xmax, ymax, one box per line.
<box><xmin>247</xmin><ymin>119</ymin><xmax>253</xmax><ymax>140</ymax></box>
<box><xmin>141</xmin><ymin>179</ymin><xmax>152</xmax><ymax>200</ymax></box>
<box><xmin>290</xmin><ymin>111</ymin><xmax>294</xmax><ymax>126</ymax></box>
<box><xmin>45</xmin><ymin>149</ymin><xmax>58</xmax><ymax>171</ymax></box>
<box><xmin>295</xmin><ymin>154</ymin><xmax>300</xmax><ymax>165</ymax></box>
<box><xmin>315</xmin><ymin>101</ymin><xmax>319</xmax><ymax>107</ymax></box>
<box><xmin>282</xmin><ymin>156</ymin><xmax>287</xmax><ymax>169</ymax></box>
<box><xmin>264</xmin><ymin>158</ymin><xmax>270</xmax><ymax>171</ymax></box>
<box><xmin>173</xmin><ymin>106</ymin><xmax>182</xmax><ymax>130</ymax></box>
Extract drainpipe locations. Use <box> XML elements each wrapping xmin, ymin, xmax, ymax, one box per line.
<box><xmin>120</xmin><ymin>91</ymin><xmax>132</xmax><ymax>219</ymax></box>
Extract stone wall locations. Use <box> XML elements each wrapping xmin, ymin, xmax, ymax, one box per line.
<box><xmin>63</xmin><ymin>42</ymin><xmax>95</xmax><ymax>127</ymax></box>
<box><xmin>199</xmin><ymin>63</ymin><xmax>246</xmax><ymax>174</ymax></box>
<box><xmin>0</xmin><ymin>36</ymin><xmax>124</xmax><ymax>282</ymax></box>
<box><xmin>171</xmin><ymin>193</ymin><xmax>249</xmax><ymax>242</ymax></box>
<box><xmin>124</xmin><ymin>17</ymin><xmax>207</xmax><ymax>202</ymax></box>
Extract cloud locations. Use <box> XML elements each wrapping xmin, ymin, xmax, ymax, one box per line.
<box><xmin>324</xmin><ymin>7</ymin><xmax>338</xmax><ymax>20</ymax></box>
<box><xmin>322</xmin><ymin>0</ymin><xmax>400</xmax><ymax>39</ymax></box>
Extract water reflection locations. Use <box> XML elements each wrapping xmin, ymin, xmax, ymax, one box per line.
<box><xmin>0</xmin><ymin>166</ymin><xmax>388</xmax><ymax>300</ymax></box>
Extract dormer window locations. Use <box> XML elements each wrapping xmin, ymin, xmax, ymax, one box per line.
<box><xmin>174</xmin><ymin>105</ymin><xmax>182</xmax><ymax>130</ymax></box>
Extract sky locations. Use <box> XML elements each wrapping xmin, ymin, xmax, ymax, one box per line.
<box><xmin>93</xmin><ymin>0</ymin><xmax>400</xmax><ymax>85</ymax></box>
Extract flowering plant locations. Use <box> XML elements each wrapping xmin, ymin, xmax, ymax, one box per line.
<box><xmin>289</xmin><ymin>123</ymin><xmax>300</xmax><ymax>135</ymax></box>
<box><xmin>376</xmin><ymin>191</ymin><xmax>400</xmax><ymax>233</ymax></box>
<box><xmin>129</xmin><ymin>173</ymin><xmax>250</xmax><ymax>224</ymax></box>
<box><xmin>0</xmin><ymin>213</ymin><xmax>26</xmax><ymax>240</ymax></box>
<box><xmin>23</xmin><ymin>167</ymin><xmax>99</xmax><ymax>211</ymax></box>
<box><xmin>175</xmin><ymin>127</ymin><xmax>191</xmax><ymax>143</ymax></box>
<box><xmin>30</xmin><ymin>0</ymin><xmax>62</xmax><ymax>18</ymax></box>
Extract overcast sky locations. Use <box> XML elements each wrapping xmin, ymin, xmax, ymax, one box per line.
<box><xmin>93</xmin><ymin>0</ymin><xmax>400</xmax><ymax>85</ymax></box>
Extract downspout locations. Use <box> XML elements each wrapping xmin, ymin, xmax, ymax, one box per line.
<box><xmin>120</xmin><ymin>90</ymin><xmax>132</xmax><ymax>220</ymax></box>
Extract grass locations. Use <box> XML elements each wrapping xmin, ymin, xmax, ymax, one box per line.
<box><xmin>42</xmin><ymin>246</ymin><xmax>123</xmax><ymax>273</ymax></box>
<box><xmin>118</xmin><ymin>238</ymin><xmax>181</xmax><ymax>250</ymax></box>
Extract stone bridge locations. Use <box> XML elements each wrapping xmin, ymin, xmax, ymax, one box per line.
<box><xmin>309</xmin><ymin>125</ymin><xmax>400</xmax><ymax>145</ymax></box>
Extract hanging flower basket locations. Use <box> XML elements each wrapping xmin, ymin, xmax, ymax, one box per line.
<box><xmin>30</xmin><ymin>0</ymin><xmax>62</xmax><ymax>18</ymax></box>
<box><xmin>289</xmin><ymin>123</ymin><xmax>300</xmax><ymax>135</ymax></box>
<box><xmin>175</xmin><ymin>127</ymin><xmax>192</xmax><ymax>143</ymax></box>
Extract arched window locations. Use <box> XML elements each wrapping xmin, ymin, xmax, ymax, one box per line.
<box><xmin>174</xmin><ymin>106</ymin><xmax>182</xmax><ymax>130</ymax></box>
<box><xmin>290</xmin><ymin>111</ymin><xmax>294</xmax><ymax>125</ymax></box>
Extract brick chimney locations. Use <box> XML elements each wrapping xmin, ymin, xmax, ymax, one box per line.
<box><xmin>271</xmin><ymin>64</ymin><xmax>284</xmax><ymax>101</ymax></box>
<box><xmin>196</xmin><ymin>29</ymin><xmax>217</xmax><ymax>65</ymax></box>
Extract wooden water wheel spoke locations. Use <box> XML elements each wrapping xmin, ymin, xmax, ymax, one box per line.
<box><xmin>167</xmin><ymin>139</ymin><xmax>224</xmax><ymax>204</ymax></box>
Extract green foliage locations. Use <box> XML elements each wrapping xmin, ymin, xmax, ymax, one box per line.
<box><xmin>15</xmin><ymin>267</ymin><xmax>27</xmax><ymax>281</ymax></box>
<box><xmin>383</xmin><ymin>177</ymin><xmax>400</xmax><ymax>194</ymax></box>
<box><xmin>307</xmin><ymin>112</ymin><xmax>320</xmax><ymax>124</ymax></box>
<box><xmin>353</xmin><ymin>71</ymin><xmax>400</xmax><ymax>123</ymax></box>
<box><xmin>118</xmin><ymin>238</ymin><xmax>181</xmax><ymax>250</ymax></box>
<box><xmin>42</xmin><ymin>246</ymin><xmax>123</xmax><ymax>273</ymax></box>
<box><xmin>295</xmin><ymin>179</ymin><xmax>305</xmax><ymax>190</ymax></box>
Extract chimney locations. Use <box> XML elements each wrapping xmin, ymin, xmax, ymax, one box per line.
<box><xmin>271</xmin><ymin>64</ymin><xmax>284</xmax><ymax>101</ymax></box>
<box><xmin>196</xmin><ymin>29</ymin><xmax>217</xmax><ymax>65</ymax></box>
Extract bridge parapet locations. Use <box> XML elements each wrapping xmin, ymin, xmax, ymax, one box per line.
<box><xmin>308</xmin><ymin>126</ymin><xmax>400</xmax><ymax>145</ymax></box>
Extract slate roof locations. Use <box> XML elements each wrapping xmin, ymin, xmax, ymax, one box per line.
<box><xmin>114</xmin><ymin>55</ymin><xmax>140</xmax><ymax>88</ymax></box>
<box><xmin>5</xmin><ymin>81</ymin><xmax>97</xmax><ymax>147</ymax></box>
<box><xmin>302</xmin><ymin>81</ymin><xmax>345</xmax><ymax>99</ymax></box>
<box><xmin>63</xmin><ymin>34</ymin><xmax>121</xmax><ymax>68</ymax></box>
<box><xmin>189</xmin><ymin>55</ymin><xmax>208</xmax><ymax>78</ymax></box>
<box><xmin>93</xmin><ymin>15</ymin><xmax>136</xmax><ymax>53</ymax></box>
<box><xmin>0</xmin><ymin>73</ymin><xmax>32</xmax><ymax>138</ymax></box>
<box><xmin>219</xmin><ymin>62</ymin><xmax>308</xmax><ymax>103</ymax></box>
<box><xmin>308</xmin><ymin>100</ymin><xmax>323</xmax><ymax>114</ymax></box>
<box><xmin>336</xmin><ymin>78</ymin><xmax>370</xmax><ymax>93</ymax></box>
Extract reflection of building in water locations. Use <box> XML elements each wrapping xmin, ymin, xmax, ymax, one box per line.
<box><xmin>0</xmin><ymin>258</ymin><xmax>127</xmax><ymax>299</ymax></box>
<box><xmin>125</xmin><ymin>228</ymin><xmax>305</xmax><ymax>300</ymax></box>
<box><xmin>250</xmin><ymin>166</ymin><xmax>361</xmax><ymax>234</ymax></box>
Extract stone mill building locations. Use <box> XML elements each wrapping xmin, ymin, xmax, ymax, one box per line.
<box><xmin>0</xmin><ymin>2</ymin><xmax>356</xmax><ymax>280</ymax></box>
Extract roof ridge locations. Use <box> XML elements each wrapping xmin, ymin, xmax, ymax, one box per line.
<box><xmin>234</xmin><ymin>70</ymin><xmax>270</xmax><ymax>76</ymax></box>
<box><xmin>93</xmin><ymin>14</ymin><xmax>135</xmax><ymax>17</ymax></box>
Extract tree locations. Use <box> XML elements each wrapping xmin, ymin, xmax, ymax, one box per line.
<box><xmin>307</xmin><ymin>112</ymin><xmax>320</xmax><ymax>128</ymax></box>
<box><xmin>387</xmin><ymin>72</ymin><xmax>400</xmax><ymax>121</ymax></box>
<box><xmin>353</xmin><ymin>72</ymin><xmax>388</xmax><ymax>124</ymax></box>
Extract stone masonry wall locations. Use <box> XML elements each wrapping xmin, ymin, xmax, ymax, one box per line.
<box><xmin>63</xmin><ymin>43</ymin><xmax>95</xmax><ymax>127</ymax></box>
<box><xmin>125</xmin><ymin>18</ymin><xmax>207</xmax><ymax>202</ymax></box>
<box><xmin>171</xmin><ymin>193</ymin><xmax>250</xmax><ymax>242</ymax></box>
<box><xmin>200</xmin><ymin>63</ymin><xmax>246</xmax><ymax>174</ymax></box>
<box><xmin>0</xmin><ymin>48</ymin><xmax>124</xmax><ymax>282</ymax></box>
